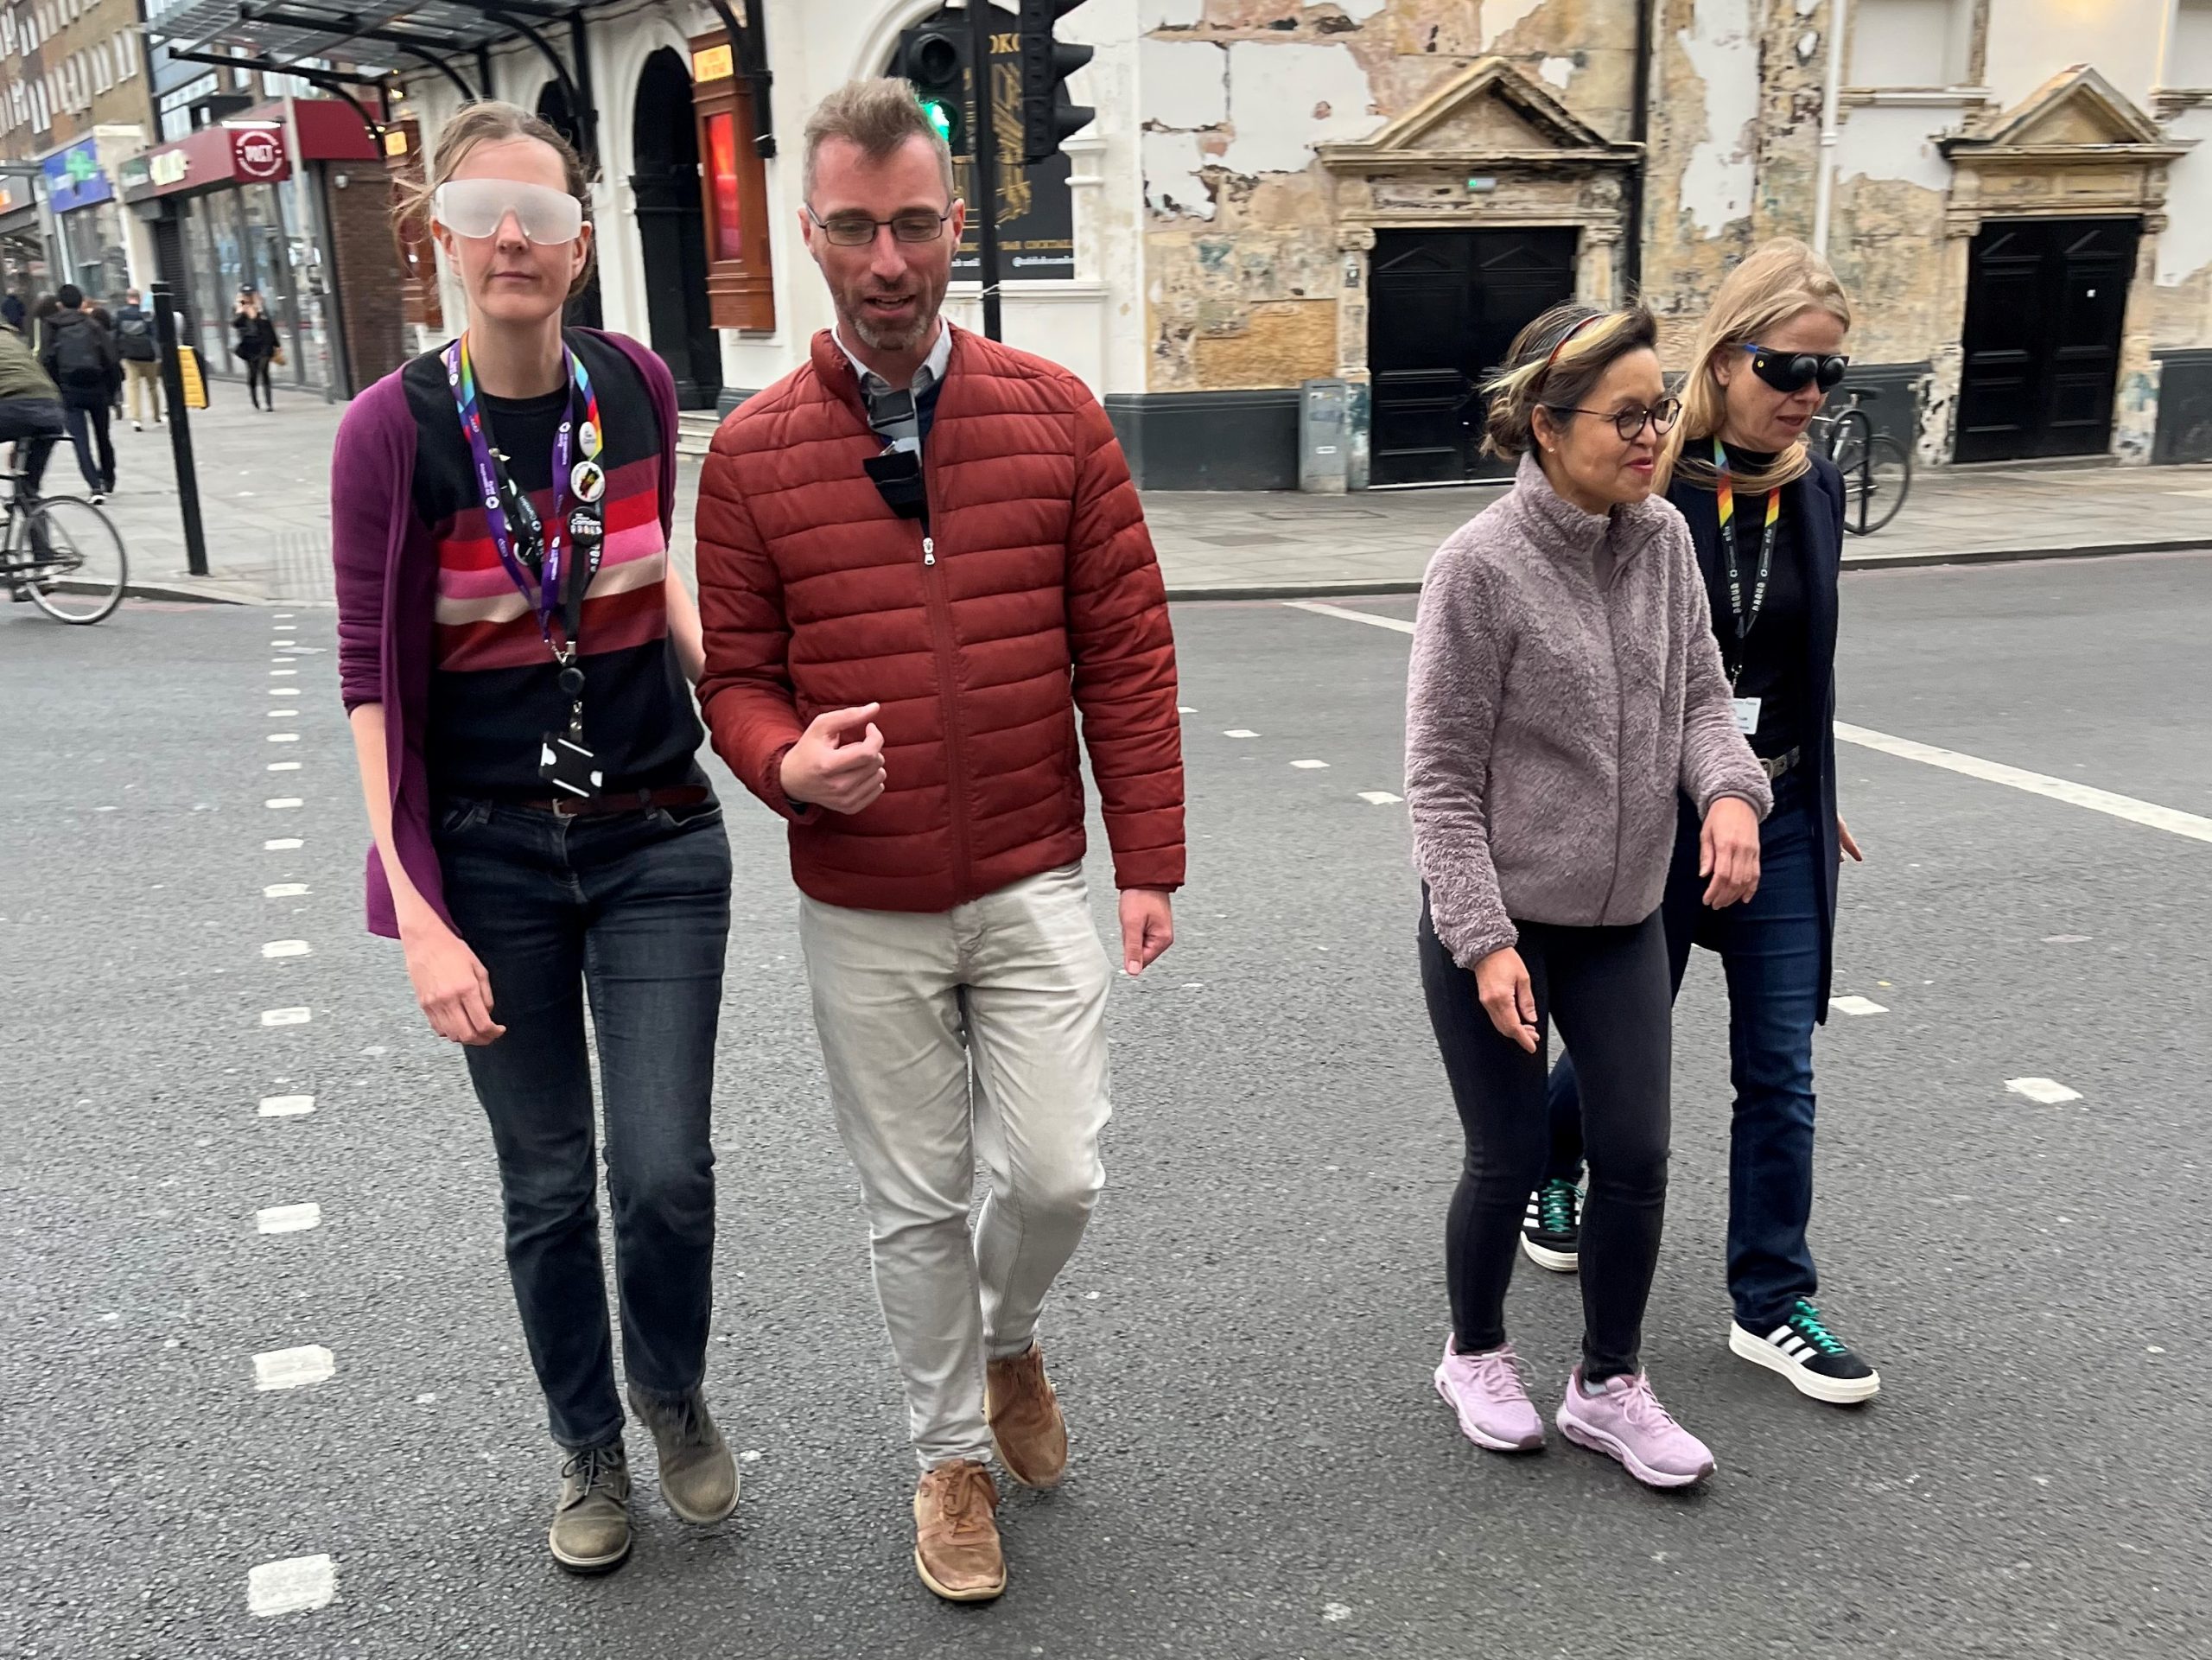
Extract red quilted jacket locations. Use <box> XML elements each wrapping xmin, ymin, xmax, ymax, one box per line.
<box><xmin>694</xmin><ymin>327</ymin><xmax>1185</xmax><ymax>913</ymax></box>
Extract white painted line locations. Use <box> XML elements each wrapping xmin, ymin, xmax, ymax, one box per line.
<box><xmin>269</xmin><ymin>709</ymin><xmax>297</xmax><ymax>717</ymax></box>
<box><xmin>251</xmin><ymin>1345</ymin><xmax>335</xmax><ymax>1390</ymax></box>
<box><xmin>273</xmin><ymin>625</ymin><xmax>296</xmax><ymax>633</ymax></box>
<box><xmin>274</xmin><ymin>613</ymin><xmax>294</xmax><ymax>620</ymax></box>
<box><xmin>267</xmin><ymin>761</ymin><xmax>301</xmax><ymax>772</ymax></box>
<box><xmin>265</xmin><ymin>882</ymin><xmax>309</xmax><ymax>897</ymax></box>
<box><xmin>268</xmin><ymin>734</ymin><xmax>300</xmax><ymax>743</ymax></box>
<box><xmin>260</xmin><ymin>1007</ymin><xmax>311</xmax><ymax>1027</ymax></box>
<box><xmin>246</xmin><ymin>1554</ymin><xmax>336</xmax><ymax>1618</ymax></box>
<box><xmin>259</xmin><ymin>1094</ymin><xmax>315</xmax><ymax>1117</ymax></box>
<box><xmin>1830</xmin><ymin>995</ymin><xmax>1889</xmax><ymax>1016</ymax></box>
<box><xmin>257</xmin><ymin>1203</ymin><xmax>322</xmax><ymax>1234</ymax></box>
<box><xmin>1224</xmin><ymin>728</ymin><xmax>1259</xmax><ymax>738</ymax></box>
<box><xmin>2006</xmin><ymin>1077</ymin><xmax>2082</xmax><ymax>1105</ymax></box>
<box><xmin>1290</xmin><ymin>759</ymin><xmax>1331</xmax><ymax>770</ymax></box>
<box><xmin>1285</xmin><ymin>599</ymin><xmax>1415</xmax><ymax>636</ymax></box>
<box><xmin>1177</xmin><ymin>704</ymin><xmax>1197</xmax><ymax>714</ymax></box>
<box><xmin>265</xmin><ymin>797</ymin><xmax>302</xmax><ymax>810</ymax></box>
<box><xmin>270</xmin><ymin>668</ymin><xmax>296</xmax><ymax>677</ymax></box>
<box><xmin>1834</xmin><ymin>722</ymin><xmax>2212</xmax><ymax>845</ymax></box>
<box><xmin>1357</xmin><ymin>791</ymin><xmax>1404</xmax><ymax>805</ymax></box>
<box><xmin>262</xmin><ymin>940</ymin><xmax>312</xmax><ymax>959</ymax></box>
<box><xmin>264</xmin><ymin>838</ymin><xmax>302</xmax><ymax>851</ymax></box>
<box><xmin>270</xmin><ymin>658</ymin><xmax>295</xmax><ymax>665</ymax></box>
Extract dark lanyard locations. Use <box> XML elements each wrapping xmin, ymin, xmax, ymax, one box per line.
<box><xmin>1712</xmin><ymin>437</ymin><xmax>1779</xmax><ymax>686</ymax></box>
<box><xmin>443</xmin><ymin>333</ymin><xmax>605</xmax><ymax>665</ymax></box>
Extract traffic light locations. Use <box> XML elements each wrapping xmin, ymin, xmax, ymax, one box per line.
<box><xmin>894</xmin><ymin>19</ymin><xmax>969</xmax><ymax>156</ymax></box>
<box><xmin>1016</xmin><ymin>0</ymin><xmax>1094</xmax><ymax>164</ymax></box>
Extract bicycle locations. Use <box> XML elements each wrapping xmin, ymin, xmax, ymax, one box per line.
<box><xmin>1809</xmin><ymin>386</ymin><xmax>1911</xmax><ymax>535</ymax></box>
<box><xmin>2</xmin><ymin>463</ymin><xmax>128</xmax><ymax>624</ymax></box>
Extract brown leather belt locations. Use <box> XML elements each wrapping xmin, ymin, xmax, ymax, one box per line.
<box><xmin>1760</xmin><ymin>747</ymin><xmax>1802</xmax><ymax>781</ymax></box>
<box><xmin>518</xmin><ymin>785</ymin><xmax>712</xmax><ymax>819</ymax></box>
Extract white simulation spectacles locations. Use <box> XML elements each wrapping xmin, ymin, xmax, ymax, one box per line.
<box><xmin>431</xmin><ymin>177</ymin><xmax>585</xmax><ymax>245</ymax></box>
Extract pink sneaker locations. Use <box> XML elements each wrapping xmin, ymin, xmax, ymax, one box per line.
<box><xmin>1555</xmin><ymin>1366</ymin><xmax>1715</xmax><ymax>1489</ymax></box>
<box><xmin>1433</xmin><ymin>1339</ymin><xmax>1544</xmax><ymax>1452</ymax></box>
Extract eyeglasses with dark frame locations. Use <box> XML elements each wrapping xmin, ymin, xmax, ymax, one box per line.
<box><xmin>1549</xmin><ymin>397</ymin><xmax>1681</xmax><ymax>442</ymax></box>
<box><xmin>805</xmin><ymin>205</ymin><xmax>955</xmax><ymax>247</ymax></box>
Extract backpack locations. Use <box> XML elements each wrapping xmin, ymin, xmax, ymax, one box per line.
<box><xmin>51</xmin><ymin>319</ymin><xmax>109</xmax><ymax>390</ymax></box>
<box><xmin>115</xmin><ymin>308</ymin><xmax>157</xmax><ymax>361</ymax></box>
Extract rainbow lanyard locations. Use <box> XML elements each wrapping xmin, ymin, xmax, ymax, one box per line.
<box><xmin>443</xmin><ymin>331</ymin><xmax>604</xmax><ymax>658</ymax></box>
<box><xmin>1712</xmin><ymin>437</ymin><xmax>1780</xmax><ymax>685</ymax></box>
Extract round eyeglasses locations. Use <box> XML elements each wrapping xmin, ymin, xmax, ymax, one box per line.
<box><xmin>1551</xmin><ymin>397</ymin><xmax>1681</xmax><ymax>442</ymax></box>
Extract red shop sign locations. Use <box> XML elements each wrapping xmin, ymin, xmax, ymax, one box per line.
<box><xmin>229</xmin><ymin>124</ymin><xmax>290</xmax><ymax>183</ymax></box>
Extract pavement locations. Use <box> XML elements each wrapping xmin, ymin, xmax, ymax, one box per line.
<box><xmin>69</xmin><ymin>391</ymin><xmax>2212</xmax><ymax>607</ymax></box>
<box><xmin>3</xmin><ymin>552</ymin><xmax>2207</xmax><ymax>1657</ymax></box>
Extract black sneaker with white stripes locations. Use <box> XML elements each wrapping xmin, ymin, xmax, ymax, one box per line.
<box><xmin>1729</xmin><ymin>1298</ymin><xmax>1881</xmax><ymax>1404</ymax></box>
<box><xmin>1520</xmin><ymin>1179</ymin><xmax>1581</xmax><ymax>1273</ymax></box>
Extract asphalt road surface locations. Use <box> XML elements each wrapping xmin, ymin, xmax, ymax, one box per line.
<box><xmin>3</xmin><ymin>551</ymin><xmax>2208</xmax><ymax>1659</ymax></box>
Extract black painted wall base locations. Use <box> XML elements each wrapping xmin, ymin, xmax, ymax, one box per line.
<box><xmin>1828</xmin><ymin>361</ymin><xmax>1926</xmax><ymax>453</ymax></box>
<box><xmin>716</xmin><ymin>387</ymin><xmax>758</xmax><ymax>418</ymax></box>
<box><xmin>2152</xmin><ymin>348</ymin><xmax>2212</xmax><ymax>463</ymax></box>
<box><xmin>1105</xmin><ymin>390</ymin><xmax>1301</xmax><ymax>492</ymax></box>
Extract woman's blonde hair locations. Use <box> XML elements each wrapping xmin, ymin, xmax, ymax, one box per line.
<box><xmin>1657</xmin><ymin>238</ymin><xmax>1853</xmax><ymax>494</ymax></box>
<box><xmin>391</xmin><ymin>101</ymin><xmax>597</xmax><ymax>302</ymax></box>
<box><xmin>1480</xmin><ymin>302</ymin><xmax>1660</xmax><ymax>461</ymax></box>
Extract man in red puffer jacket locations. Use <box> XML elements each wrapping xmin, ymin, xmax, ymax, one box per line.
<box><xmin>693</xmin><ymin>80</ymin><xmax>1185</xmax><ymax>1603</ymax></box>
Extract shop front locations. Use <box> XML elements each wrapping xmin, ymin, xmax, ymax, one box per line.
<box><xmin>41</xmin><ymin>130</ymin><xmax>149</xmax><ymax>305</ymax></box>
<box><xmin>0</xmin><ymin>175</ymin><xmax>48</xmax><ymax>303</ymax></box>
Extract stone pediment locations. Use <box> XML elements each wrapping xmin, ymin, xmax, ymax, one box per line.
<box><xmin>1318</xmin><ymin>55</ymin><xmax>1639</xmax><ymax>173</ymax></box>
<box><xmin>1942</xmin><ymin>64</ymin><xmax>2185</xmax><ymax>159</ymax></box>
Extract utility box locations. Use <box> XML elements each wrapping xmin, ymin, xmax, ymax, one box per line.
<box><xmin>1300</xmin><ymin>377</ymin><xmax>1351</xmax><ymax>493</ymax></box>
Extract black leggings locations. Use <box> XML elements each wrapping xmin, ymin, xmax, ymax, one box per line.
<box><xmin>1419</xmin><ymin>897</ymin><xmax>1672</xmax><ymax>1381</ymax></box>
<box><xmin>245</xmin><ymin>354</ymin><xmax>275</xmax><ymax>408</ymax></box>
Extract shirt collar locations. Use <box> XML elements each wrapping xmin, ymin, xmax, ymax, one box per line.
<box><xmin>833</xmin><ymin>319</ymin><xmax>951</xmax><ymax>399</ymax></box>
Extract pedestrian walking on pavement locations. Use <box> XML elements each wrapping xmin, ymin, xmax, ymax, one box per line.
<box><xmin>693</xmin><ymin>78</ymin><xmax>1185</xmax><ymax>1603</ymax></box>
<box><xmin>1409</xmin><ymin>302</ymin><xmax>1771</xmax><ymax>1491</ymax></box>
<box><xmin>1537</xmin><ymin>242</ymin><xmax>1883</xmax><ymax>1407</ymax></box>
<box><xmin>232</xmin><ymin>287</ymin><xmax>279</xmax><ymax>410</ymax></box>
<box><xmin>331</xmin><ymin>101</ymin><xmax>736</xmax><ymax>1579</ymax></box>
<box><xmin>39</xmin><ymin>285</ymin><xmax>117</xmax><ymax>501</ymax></box>
<box><xmin>112</xmin><ymin>288</ymin><xmax>163</xmax><ymax>429</ymax></box>
<box><xmin>0</xmin><ymin>308</ymin><xmax>67</xmax><ymax>509</ymax></box>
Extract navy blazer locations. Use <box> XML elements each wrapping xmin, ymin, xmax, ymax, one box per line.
<box><xmin>1665</xmin><ymin>454</ymin><xmax>1846</xmax><ymax>1018</ymax></box>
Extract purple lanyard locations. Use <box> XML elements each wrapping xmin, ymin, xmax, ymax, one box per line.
<box><xmin>443</xmin><ymin>333</ymin><xmax>581</xmax><ymax>655</ymax></box>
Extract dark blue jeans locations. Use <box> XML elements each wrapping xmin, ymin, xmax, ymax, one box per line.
<box><xmin>1547</xmin><ymin>770</ymin><xmax>1825</xmax><ymax>1331</ymax></box>
<box><xmin>435</xmin><ymin>796</ymin><xmax>732</xmax><ymax>1450</ymax></box>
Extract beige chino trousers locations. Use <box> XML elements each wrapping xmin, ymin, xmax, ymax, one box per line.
<box><xmin>798</xmin><ymin>863</ymin><xmax>1113</xmax><ymax>1469</ymax></box>
<box><xmin>124</xmin><ymin>358</ymin><xmax>162</xmax><ymax>423</ymax></box>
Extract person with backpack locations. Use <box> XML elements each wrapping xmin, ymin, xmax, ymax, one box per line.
<box><xmin>40</xmin><ymin>284</ymin><xmax>118</xmax><ymax>501</ymax></box>
<box><xmin>0</xmin><ymin>306</ymin><xmax>67</xmax><ymax>506</ymax></box>
<box><xmin>232</xmin><ymin>287</ymin><xmax>280</xmax><ymax>410</ymax></box>
<box><xmin>114</xmin><ymin>288</ymin><xmax>162</xmax><ymax>429</ymax></box>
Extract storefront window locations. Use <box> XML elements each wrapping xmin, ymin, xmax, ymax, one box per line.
<box><xmin>278</xmin><ymin>176</ymin><xmax>332</xmax><ymax>393</ymax></box>
<box><xmin>60</xmin><ymin>200</ymin><xmax>129</xmax><ymax>304</ymax></box>
<box><xmin>181</xmin><ymin>197</ymin><xmax>227</xmax><ymax>366</ymax></box>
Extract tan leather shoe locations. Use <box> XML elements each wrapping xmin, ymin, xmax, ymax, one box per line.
<box><xmin>986</xmin><ymin>1344</ymin><xmax>1068</xmax><ymax>1489</ymax></box>
<box><xmin>548</xmin><ymin>1442</ymin><xmax>632</xmax><ymax>1575</ymax></box>
<box><xmin>912</xmin><ymin>1459</ymin><xmax>1006</xmax><ymax>1602</ymax></box>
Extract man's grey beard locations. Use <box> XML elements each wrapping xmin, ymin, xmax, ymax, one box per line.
<box><xmin>848</xmin><ymin>300</ymin><xmax>939</xmax><ymax>354</ymax></box>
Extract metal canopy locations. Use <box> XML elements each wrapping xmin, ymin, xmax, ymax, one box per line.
<box><xmin>144</xmin><ymin>0</ymin><xmax>512</xmax><ymax>71</ymax></box>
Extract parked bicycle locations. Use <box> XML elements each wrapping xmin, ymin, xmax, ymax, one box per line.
<box><xmin>2</xmin><ymin>466</ymin><xmax>128</xmax><ymax>623</ymax></box>
<box><xmin>1810</xmin><ymin>385</ymin><xmax>1911</xmax><ymax>535</ymax></box>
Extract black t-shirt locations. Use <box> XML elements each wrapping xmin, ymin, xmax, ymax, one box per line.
<box><xmin>1701</xmin><ymin>444</ymin><xmax>1809</xmax><ymax>760</ymax></box>
<box><xmin>402</xmin><ymin>329</ymin><xmax>703</xmax><ymax>800</ymax></box>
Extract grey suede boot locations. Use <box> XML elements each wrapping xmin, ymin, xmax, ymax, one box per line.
<box><xmin>626</xmin><ymin>1385</ymin><xmax>739</xmax><ymax>1524</ymax></box>
<box><xmin>548</xmin><ymin>1441</ymin><xmax>632</xmax><ymax>1575</ymax></box>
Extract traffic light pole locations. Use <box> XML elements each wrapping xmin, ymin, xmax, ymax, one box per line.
<box><xmin>149</xmin><ymin>283</ymin><xmax>208</xmax><ymax>578</ymax></box>
<box><xmin>968</xmin><ymin>0</ymin><xmax>1004</xmax><ymax>341</ymax></box>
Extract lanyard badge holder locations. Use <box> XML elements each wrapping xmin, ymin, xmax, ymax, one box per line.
<box><xmin>1713</xmin><ymin>438</ymin><xmax>1779</xmax><ymax>737</ymax></box>
<box><xmin>445</xmin><ymin>334</ymin><xmax>608</xmax><ymax>797</ymax></box>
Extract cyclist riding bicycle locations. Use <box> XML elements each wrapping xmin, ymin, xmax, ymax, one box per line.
<box><xmin>0</xmin><ymin>308</ymin><xmax>67</xmax><ymax>508</ymax></box>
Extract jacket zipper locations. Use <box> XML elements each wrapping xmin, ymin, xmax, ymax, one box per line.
<box><xmin>1596</xmin><ymin>566</ymin><xmax>1629</xmax><ymax>922</ymax></box>
<box><xmin>916</xmin><ymin>448</ymin><xmax>975</xmax><ymax>900</ymax></box>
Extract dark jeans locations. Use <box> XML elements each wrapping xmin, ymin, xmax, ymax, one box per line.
<box><xmin>0</xmin><ymin>398</ymin><xmax>63</xmax><ymax>497</ymax></box>
<box><xmin>436</xmin><ymin>796</ymin><xmax>733</xmax><ymax>1450</ymax></box>
<box><xmin>1548</xmin><ymin>770</ymin><xmax>1824</xmax><ymax>1330</ymax></box>
<box><xmin>245</xmin><ymin>354</ymin><xmax>274</xmax><ymax>408</ymax></box>
<box><xmin>1420</xmin><ymin>896</ymin><xmax>1672</xmax><ymax>1382</ymax></box>
<box><xmin>61</xmin><ymin>402</ymin><xmax>113</xmax><ymax>493</ymax></box>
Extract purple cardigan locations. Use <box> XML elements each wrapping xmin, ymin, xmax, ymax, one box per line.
<box><xmin>332</xmin><ymin>328</ymin><xmax>681</xmax><ymax>938</ymax></box>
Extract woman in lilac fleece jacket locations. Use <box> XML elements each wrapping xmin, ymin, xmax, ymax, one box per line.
<box><xmin>1408</xmin><ymin>303</ymin><xmax>1771</xmax><ymax>1490</ymax></box>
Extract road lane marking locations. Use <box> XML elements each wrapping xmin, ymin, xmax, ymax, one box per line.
<box><xmin>262</xmin><ymin>940</ymin><xmax>312</xmax><ymax>958</ymax></box>
<box><xmin>264</xmin><ymin>838</ymin><xmax>302</xmax><ymax>850</ymax></box>
<box><xmin>1358</xmin><ymin>791</ymin><xmax>1403</xmax><ymax>805</ymax></box>
<box><xmin>270</xmin><ymin>669</ymin><xmax>296</xmax><ymax>677</ymax></box>
<box><xmin>1291</xmin><ymin>759</ymin><xmax>1330</xmax><ymax>769</ymax></box>
<box><xmin>265</xmin><ymin>798</ymin><xmax>302</xmax><ymax>810</ymax></box>
<box><xmin>1178</xmin><ymin>704</ymin><xmax>1197</xmax><ymax>714</ymax></box>
<box><xmin>1830</xmin><ymin>995</ymin><xmax>1888</xmax><ymax>1016</ymax></box>
<box><xmin>1224</xmin><ymin>728</ymin><xmax>1259</xmax><ymax>738</ymax></box>
<box><xmin>265</xmin><ymin>883</ymin><xmax>309</xmax><ymax>897</ymax></box>
<box><xmin>1285</xmin><ymin>599</ymin><xmax>1414</xmax><ymax>635</ymax></box>
<box><xmin>257</xmin><ymin>1203</ymin><xmax>321</xmax><ymax>1234</ymax></box>
<box><xmin>247</xmin><ymin>1555</ymin><xmax>336</xmax><ymax>1617</ymax></box>
<box><xmin>260</xmin><ymin>1007</ymin><xmax>311</xmax><ymax>1027</ymax></box>
<box><xmin>251</xmin><ymin>1345</ymin><xmax>335</xmax><ymax>1390</ymax></box>
<box><xmin>259</xmin><ymin>1094</ymin><xmax>315</xmax><ymax>1117</ymax></box>
<box><xmin>268</xmin><ymin>734</ymin><xmax>300</xmax><ymax>743</ymax></box>
<box><xmin>268</xmin><ymin>761</ymin><xmax>300</xmax><ymax>772</ymax></box>
<box><xmin>2006</xmin><ymin>1077</ymin><xmax>2082</xmax><ymax>1104</ymax></box>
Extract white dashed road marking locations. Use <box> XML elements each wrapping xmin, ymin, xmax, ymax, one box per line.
<box><xmin>1830</xmin><ymin>995</ymin><xmax>1889</xmax><ymax>1016</ymax></box>
<box><xmin>1285</xmin><ymin>599</ymin><xmax>1414</xmax><ymax>636</ymax></box>
<box><xmin>264</xmin><ymin>838</ymin><xmax>302</xmax><ymax>851</ymax></box>
<box><xmin>260</xmin><ymin>1007</ymin><xmax>312</xmax><ymax>1027</ymax></box>
<box><xmin>268</xmin><ymin>761</ymin><xmax>301</xmax><ymax>772</ymax></box>
<box><xmin>262</xmin><ymin>940</ymin><xmax>312</xmax><ymax>958</ymax></box>
<box><xmin>256</xmin><ymin>1203</ymin><xmax>322</xmax><ymax>1235</ymax></box>
<box><xmin>1291</xmin><ymin>759</ymin><xmax>1330</xmax><ymax>770</ymax></box>
<box><xmin>265</xmin><ymin>883</ymin><xmax>309</xmax><ymax>897</ymax></box>
<box><xmin>1358</xmin><ymin>791</ymin><xmax>1404</xmax><ymax>805</ymax></box>
<box><xmin>251</xmin><ymin>1345</ymin><xmax>335</xmax><ymax>1390</ymax></box>
<box><xmin>268</xmin><ymin>734</ymin><xmax>300</xmax><ymax>743</ymax></box>
<box><xmin>1224</xmin><ymin>728</ymin><xmax>1259</xmax><ymax>738</ymax></box>
<box><xmin>259</xmin><ymin>1094</ymin><xmax>315</xmax><ymax>1117</ymax></box>
<box><xmin>2006</xmin><ymin>1077</ymin><xmax>2082</xmax><ymax>1104</ymax></box>
<box><xmin>265</xmin><ymin>798</ymin><xmax>302</xmax><ymax>810</ymax></box>
<box><xmin>246</xmin><ymin>1555</ymin><xmax>336</xmax><ymax>1618</ymax></box>
<box><xmin>270</xmin><ymin>668</ymin><xmax>296</xmax><ymax>677</ymax></box>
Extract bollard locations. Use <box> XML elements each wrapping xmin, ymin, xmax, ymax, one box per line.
<box><xmin>149</xmin><ymin>281</ymin><xmax>208</xmax><ymax>578</ymax></box>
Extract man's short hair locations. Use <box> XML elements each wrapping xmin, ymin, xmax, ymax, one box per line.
<box><xmin>125</xmin><ymin>288</ymin><xmax>140</xmax><ymax>303</ymax></box>
<box><xmin>56</xmin><ymin>283</ymin><xmax>82</xmax><ymax>309</ymax></box>
<box><xmin>803</xmin><ymin>78</ymin><xmax>955</xmax><ymax>206</ymax></box>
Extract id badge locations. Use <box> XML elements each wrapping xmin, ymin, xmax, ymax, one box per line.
<box><xmin>538</xmin><ymin>731</ymin><xmax>603</xmax><ymax>799</ymax></box>
<box><xmin>1731</xmin><ymin>696</ymin><xmax>1763</xmax><ymax>735</ymax></box>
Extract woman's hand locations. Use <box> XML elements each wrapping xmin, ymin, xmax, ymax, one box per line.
<box><xmin>1839</xmin><ymin>813</ymin><xmax>1864</xmax><ymax>863</ymax></box>
<box><xmin>401</xmin><ymin>918</ymin><xmax>505</xmax><ymax>1045</ymax></box>
<box><xmin>1700</xmin><ymin>795</ymin><xmax>1763</xmax><ymax>907</ymax></box>
<box><xmin>1474</xmin><ymin>945</ymin><xmax>1539</xmax><ymax>1053</ymax></box>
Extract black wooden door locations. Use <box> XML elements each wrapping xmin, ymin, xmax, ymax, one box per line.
<box><xmin>1955</xmin><ymin>217</ymin><xmax>2137</xmax><ymax>462</ymax></box>
<box><xmin>631</xmin><ymin>47</ymin><xmax>721</xmax><ymax>410</ymax></box>
<box><xmin>1369</xmin><ymin>227</ymin><xmax>1578</xmax><ymax>486</ymax></box>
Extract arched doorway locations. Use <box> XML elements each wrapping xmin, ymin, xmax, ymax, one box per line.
<box><xmin>630</xmin><ymin>47</ymin><xmax>720</xmax><ymax>409</ymax></box>
<box><xmin>537</xmin><ymin>77</ymin><xmax>603</xmax><ymax>329</ymax></box>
